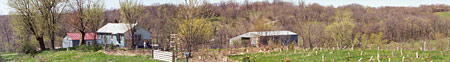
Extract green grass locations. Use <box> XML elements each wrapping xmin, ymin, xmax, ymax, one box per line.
<box><xmin>435</xmin><ymin>11</ymin><xmax>450</xmax><ymax>19</ymax></box>
<box><xmin>229</xmin><ymin>49</ymin><xmax>450</xmax><ymax>62</ymax></box>
<box><xmin>7</xmin><ymin>50</ymin><xmax>163</xmax><ymax>62</ymax></box>
<box><xmin>1</xmin><ymin>52</ymin><xmax>20</xmax><ymax>62</ymax></box>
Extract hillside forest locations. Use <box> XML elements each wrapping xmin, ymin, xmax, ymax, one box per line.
<box><xmin>1</xmin><ymin>0</ymin><xmax>450</xmax><ymax>53</ymax></box>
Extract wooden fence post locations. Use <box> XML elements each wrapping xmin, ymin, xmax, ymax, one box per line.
<box><xmin>368</xmin><ymin>56</ymin><xmax>373</xmax><ymax>61</ymax></box>
<box><xmin>348</xmin><ymin>52</ymin><xmax>350</xmax><ymax>57</ymax></box>
<box><xmin>401</xmin><ymin>48</ymin><xmax>403</xmax><ymax>56</ymax></box>
<box><xmin>388</xmin><ymin>58</ymin><xmax>391</xmax><ymax>62</ymax></box>
<box><xmin>377</xmin><ymin>53</ymin><xmax>380</xmax><ymax>59</ymax></box>
<box><xmin>173</xmin><ymin>49</ymin><xmax>176</xmax><ymax>62</ymax></box>
<box><xmin>377</xmin><ymin>58</ymin><xmax>381</xmax><ymax>62</ymax></box>
<box><xmin>377</xmin><ymin>53</ymin><xmax>381</xmax><ymax>62</ymax></box>
<box><xmin>391</xmin><ymin>51</ymin><xmax>394</xmax><ymax>57</ymax></box>
<box><xmin>322</xmin><ymin>55</ymin><xmax>325</xmax><ymax>62</ymax></box>
<box><xmin>424</xmin><ymin>41</ymin><xmax>426</xmax><ymax>51</ymax></box>
<box><xmin>315</xmin><ymin>51</ymin><xmax>318</xmax><ymax>55</ymax></box>
<box><xmin>357</xmin><ymin>58</ymin><xmax>363</xmax><ymax>62</ymax></box>
<box><xmin>378</xmin><ymin>46</ymin><xmax>380</xmax><ymax>51</ymax></box>
<box><xmin>360</xmin><ymin>51</ymin><xmax>363</xmax><ymax>56</ymax></box>
<box><xmin>402</xmin><ymin>56</ymin><xmax>405</xmax><ymax>62</ymax></box>
<box><xmin>351</xmin><ymin>45</ymin><xmax>354</xmax><ymax>50</ymax></box>
<box><xmin>416</xmin><ymin>51</ymin><xmax>419</xmax><ymax>58</ymax></box>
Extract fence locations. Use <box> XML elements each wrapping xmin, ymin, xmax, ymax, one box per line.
<box><xmin>153</xmin><ymin>50</ymin><xmax>173</xmax><ymax>62</ymax></box>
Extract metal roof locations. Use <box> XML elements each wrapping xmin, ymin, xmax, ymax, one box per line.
<box><xmin>66</xmin><ymin>33</ymin><xmax>96</xmax><ymax>40</ymax></box>
<box><xmin>236</xmin><ymin>31</ymin><xmax>297</xmax><ymax>38</ymax></box>
<box><xmin>229</xmin><ymin>31</ymin><xmax>298</xmax><ymax>44</ymax></box>
<box><xmin>97</xmin><ymin>23</ymin><xmax>137</xmax><ymax>34</ymax></box>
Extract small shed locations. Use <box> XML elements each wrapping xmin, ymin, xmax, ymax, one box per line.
<box><xmin>62</xmin><ymin>33</ymin><xmax>96</xmax><ymax>48</ymax></box>
<box><xmin>229</xmin><ymin>31</ymin><xmax>298</xmax><ymax>47</ymax></box>
<box><xmin>96</xmin><ymin>23</ymin><xmax>151</xmax><ymax>48</ymax></box>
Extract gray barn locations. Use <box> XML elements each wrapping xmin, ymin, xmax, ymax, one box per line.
<box><xmin>229</xmin><ymin>31</ymin><xmax>298</xmax><ymax>47</ymax></box>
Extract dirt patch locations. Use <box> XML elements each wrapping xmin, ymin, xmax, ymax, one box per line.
<box><xmin>103</xmin><ymin>50</ymin><xmax>153</xmax><ymax>56</ymax></box>
<box><xmin>100</xmin><ymin>47</ymin><xmax>294</xmax><ymax>62</ymax></box>
<box><xmin>188</xmin><ymin>50</ymin><xmax>234</xmax><ymax>62</ymax></box>
<box><xmin>184</xmin><ymin>47</ymin><xmax>292</xmax><ymax>62</ymax></box>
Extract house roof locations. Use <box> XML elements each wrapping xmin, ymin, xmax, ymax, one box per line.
<box><xmin>97</xmin><ymin>23</ymin><xmax>137</xmax><ymax>34</ymax></box>
<box><xmin>229</xmin><ymin>31</ymin><xmax>298</xmax><ymax>44</ymax></box>
<box><xmin>66</xmin><ymin>33</ymin><xmax>96</xmax><ymax>40</ymax></box>
<box><xmin>237</xmin><ymin>31</ymin><xmax>297</xmax><ymax>38</ymax></box>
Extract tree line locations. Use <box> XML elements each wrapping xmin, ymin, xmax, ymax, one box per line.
<box><xmin>142</xmin><ymin>0</ymin><xmax>450</xmax><ymax>49</ymax></box>
<box><xmin>3</xmin><ymin>0</ymin><xmax>148</xmax><ymax>54</ymax></box>
<box><xmin>1</xmin><ymin>0</ymin><xmax>450</xmax><ymax>53</ymax></box>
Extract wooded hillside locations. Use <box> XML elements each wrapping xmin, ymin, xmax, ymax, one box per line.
<box><xmin>1</xmin><ymin>0</ymin><xmax>450</xmax><ymax>52</ymax></box>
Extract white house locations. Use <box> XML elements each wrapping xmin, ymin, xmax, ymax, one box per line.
<box><xmin>96</xmin><ymin>23</ymin><xmax>151</xmax><ymax>48</ymax></box>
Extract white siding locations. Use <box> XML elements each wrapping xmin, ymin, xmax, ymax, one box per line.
<box><xmin>62</xmin><ymin>35</ymin><xmax>73</xmax><ymax>48</ymax></box>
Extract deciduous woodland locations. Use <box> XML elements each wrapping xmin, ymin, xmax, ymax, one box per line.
<box><xmin>1</xmin><ymin>0</ymin><xmax>450</xmax><ymax>52</ymax></box>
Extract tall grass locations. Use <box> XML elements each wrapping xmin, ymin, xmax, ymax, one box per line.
<box><xmin>13</xmin><ymin>50</ymin><xmax>163</xmax><ymax>62</ymax></box>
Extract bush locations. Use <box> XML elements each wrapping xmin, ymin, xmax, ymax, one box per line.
<box><xmin>105</xmin><ymin>44</ymin><xmax>118</xmax><ymax>51</ymax></box>
<box><xmin>76</xmin><ymin>45</ymin><xmax>89</xmax><ymax>52</ymax></box>
<box><xmin>284</xmin><ymin>57</ymin><xmax>290</xmax><ymax>62</ymax></box>
<box><xmin>19</xmin><ymin>43</ymin><xmax>37</xmax><ymax>56</ymax></box>
<box><xmin>92</xmin><ymin>45</ymin><xmax>104</xmax><ymax>51</ymax></box>
<box><xmin>242</xmin><ymin>55</ymin><xmax>250</xmax><ymax>62</ymax></box>
<box><xmin>288</xmin><ymin>41</ymin><xmax>296</xmax><ymax>50</ymax></box>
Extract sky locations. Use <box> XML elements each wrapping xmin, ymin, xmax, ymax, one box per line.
<box><xmin>1</xmin><ymin>0</ymin><xmax>450</xmax><ymax>15</ymax></box>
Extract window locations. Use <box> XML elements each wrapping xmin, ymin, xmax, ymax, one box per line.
<box><xmin>98</xmin><ymin>35</ymin><xmax>102</xmax><ymax>39</ymax></box>
<box><xmin>135</xmin><ymin>34</ymin><xmax>142</xmax><ymax>42</ymax></box>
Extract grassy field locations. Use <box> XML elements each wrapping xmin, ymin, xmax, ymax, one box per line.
<box><xmin>229</xmin><ymin>49</ymin><xmax>450</xmax><ymax>62</ymax></box>
<box><xmin>1</xmin><ymin>52</ymin><xmax>20</xmax><ymax>62</ymax></box>
<box><xmin>435</xmin><ymin>11</ymin><xmax>450</xmax><ymax>19</ymax></box>
<box><xmin>1</xmin><ymin>50</ymin><xmax>163</xmax><ymax>62</ymax></box>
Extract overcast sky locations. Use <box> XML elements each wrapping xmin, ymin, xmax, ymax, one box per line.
<box><xmin>1</xmin><ymin>0</ymin><xmax>450</xmax><ymax>15</ymax></box>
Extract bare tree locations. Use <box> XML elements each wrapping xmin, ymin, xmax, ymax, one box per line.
<box><xmin>67</xmin><ymin>0</ymin><xmax>104</xmax><ymax>46</ymax></box>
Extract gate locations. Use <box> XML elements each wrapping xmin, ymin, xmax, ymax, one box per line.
<box><xmin>153</xmin><ymin>50</ymin><xmax>173</xmax><ymax>62</ymax></box>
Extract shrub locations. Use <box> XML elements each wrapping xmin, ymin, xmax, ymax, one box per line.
<box><xmin>77</xmin><ymin>45</ymin><xmax>103</xmax><ymax>52</ymax></box>
<box><xmin>93</xmin><ymin>45</ymin><xmax>103</xmax><ymax>51</ymax></box>
<box><xmin>284</xmin><ymin>57</ymin><xmax>290</xmax><ymax>62</ymax></box>
<box><xmin>19</xmin><ymin>42</ymin><xmax>37</xmax><ymax>56</ymax></box>
<box><xmin>288</xmin><ymin>41</ymin><xmax>296</xmax><ymax>50</ymax></box>
<box><xmin>242</xmin><ymin>55</ymin><xmax>250</xmax><ymax>62</ymax></box>
<box><xmin>0</xmin><ymin>54</ymin><xmax>3</xmax><ymax>61</ymax></box>
<box><xmin>433</xmin><ymin>32</ymin><xmax>445</xmax><ymax>40</ymax></box>
<box><xmin>105</xmin><ymin>44</ymin><xmax>118</xmax><ymax>51</ymax></box>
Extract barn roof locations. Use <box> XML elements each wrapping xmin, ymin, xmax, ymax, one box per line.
<box><xmin>236</xmin><ymin>31</ymin><xmax>297</xmax><ymax>38</ymax></box>
<box><xmin>229</xmin><ymin>31</ymin><xmax>298</xmax><ymax>44</ymax></box>
<box><xmin>97</xmin><ymin>23</ymin><xmax>137</xmax><ymax>34</ymax></box>
<box><xmin>66</xmin><ymin>33</ymin><xmax>96</xmax><ymax>40</ymax></box>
